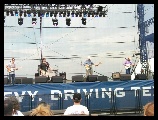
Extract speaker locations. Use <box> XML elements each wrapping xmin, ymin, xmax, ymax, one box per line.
<box><xmin>35</xmin><ymin>76</ymin><xmax>47</xmax><ymax>83</ymax></box>
<box><xmin>112</xmin><ymin>73</ymin><xmax>120</xmax><ymax>79</ymax></box>
<box><xmin>22</xmin><ymin>78</ymin><xmax>33</xmax><ymax>84</ymax></box>
<box><xmin>15</xmin><ymin>78</ymin><xmax>22</xmax><ymax>84</ymax></box>
<box><xmin>15</xmin><ymin>77</ymin><xmax>27</xmax><ymax>84</ymax></box>
<box><xmin>120</xmin><ymin>74</ymin><xmax>131</xmax><ymax>80</ymax></box>
<box><xmin>98</xmin><ymin>76</ymin><xmax>108</xmax><ymax>82</ymax></box>
<box><xmin>72</xmin><ymin>75</ymin><xmax>84</xmax><ymax>82</ymax></box>
<box><xmin>51</xmin><ymin>76</ymin><xmax>63</xmax><ymax>83</ymax></box>
<box><xmin>4</xmin><ymin>77</ymin><xmax>8</xmax><ymax>84</ymax></box>
<box><xmin>135</xmin><ymin>74</ymin><xmax>147</xmax><ymax>80</ymax></box>
<box><xmin>87</xmin><ymin>75</ymin><xmax>98</xmax><ymax>82</ymax></box>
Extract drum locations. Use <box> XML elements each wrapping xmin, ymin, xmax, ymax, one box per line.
<box><xmin>48</xmin><ymin>69</ymin><xmax>58</xmax><ymax>77</ymax></box>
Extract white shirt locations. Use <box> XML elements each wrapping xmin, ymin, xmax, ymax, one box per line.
<box><xmin>64</xmin><ymin>105</ymin><xmax>89</xmax><ymax>115</ymax></box>
<box><xmin>13</xmin><ymin>110</ymin><xmax>24</xmax><ymax>116</ymax></box>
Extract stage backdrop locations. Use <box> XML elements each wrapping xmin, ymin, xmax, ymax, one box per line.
<box><xmin>4</xmin><ymin>80</ymin><xmax>154</xmax><ymax>112</ymax></box>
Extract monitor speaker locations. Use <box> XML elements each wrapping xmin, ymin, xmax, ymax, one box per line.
<box><xmin>120</xmin><ymin>74</ymin><xmax>131</xmax><ymax>80</ymax></box>
<box><xmin>87</xmin><ymin>75</ymin><xmax>98</xmax><ymax>82</ymax></box>
<box><xmin>15</xmin><ymin>77</ymin><xmax>27</xmax><ymax>84</ymax></box>
<box><xmin>22</xmin><ymin>78</ymin><xmax>33</xmax><ymax>84</ymax></box>
<box><xmin>72</xmin><ymin>75</ymin><xmax>84</xmax><ymax>82</ymax></box>
<box><xmin>35</xmin><ymin>76</ymin><xmax>47</xmax><ymax>83</ymax></box>
<box><xmin>135</xmin><ymin>74</ymin><xmax>147</xmax><ymax>80</ymax></box>
<box><xmin>112</xmin><ymin>73</ymin><xmax>120</xmax><ymax>79</ymax></box>
<box><xmin>51</xmin><ymin>76</ymin><xmax>63</xmax><ymax>83</ymax></box>
<box><xmin>15</xmin><ymin>78</ymin><xmax>22</xmax><ymax>84</ymax></box>
<box><xmin>4</xmin><ymin>77</ymin><xmax>8</xmax><ymax>84</ymax></box>
<box><xmin>98</xmin><ymin>76</ymin><xmax>108</xmax><ymax>82</ymax></box>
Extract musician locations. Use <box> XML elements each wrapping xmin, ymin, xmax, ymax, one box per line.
<box><xmin>83</xmin><ymin>56</ymin><xmax>99</xmax><ymax>78</ymax></box>
<box><xmin>6</xmin><ymin>58</ymin><xmax>18</xmax><ymax>85</ymax></box>
<box><xmin>40</xmin><ymin>58</ymin><xmax>51</xmax><ymax>78</ymax></box>
<box><xmin>123</xmin><ymin>57</ymin><xmax>133</xmax><ymax>74</ymax></box>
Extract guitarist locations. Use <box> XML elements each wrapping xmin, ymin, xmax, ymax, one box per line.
<box><xmin>123</xmin><ymin>57</ymin><xmax>133</xmax><ymax>74</ymax></box>
<box><xmin>83</xmin><ymin>56</ymin><xmax>99</xmax><ymax>79</ymax></box>
<box><xmin>6</xmin><ymin>58</ymin><xmax>18</xmax><ymax>85</ymax></box>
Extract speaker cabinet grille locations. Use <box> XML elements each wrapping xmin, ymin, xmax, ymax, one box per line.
<box><xmin>52</xmin><ymin>76</ymin><xmax>63</xmax><ymax>83</ymax></box>
<box><xmin>22</xmin><ymin>78</ymin><xmax>33</xmax><ymax>84</ymax></box>
<box><xmin>87</xmin><ymin>75</ymin><xmax>98</xmax><ymax>82</ymax></box>
<box><xmin>112</xmin><ymin>73</ymin><xmax>120</xmax><ymax>79</ymax></box>
<box><xmin>72</xmin><ymin>75</ymin><xmax>83</xmax><ymax>82</ymax></box>
<box><xmin>98</xmin><ymin>76</ymin><xmax>108</xmax><ymax>82</ymax></box>
<box><xmin>135</xmin><ymin>74</ymin><xmax>147</xmax><ymax>80</ymax></box>
<box><xmin>35</xmin><ymin>76</ymin><xmax>47</xmax><ymax>83</ymax></box>
<box><xmin>120</xmin><ymin>74</ymin><xmax>131</xmax><ymax>80</ymax></box>
<box><xmin>4</xmin><ymin>78</ymin><xmax>8</xmax><ymax>84</ymax></box>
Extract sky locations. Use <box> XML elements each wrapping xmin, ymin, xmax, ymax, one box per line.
<box><xmin>4</xmin><ymin>4</ymin><xmax>154</xmax><ymax>80</ymax></box>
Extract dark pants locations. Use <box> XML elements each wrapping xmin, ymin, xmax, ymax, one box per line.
<box><xmin>126</xmin><ymin>68</ymin><xmax>131</xmax><ymax>74</ymax></box>
<box><xmin>8</xmin><ymin>74</ymin><xmax>15</xmax><ymax>85</ymax></box>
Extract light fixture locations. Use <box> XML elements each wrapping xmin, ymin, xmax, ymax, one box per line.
<box><xmin>19</xmin><ymin>10</ymin><xmax>23</xmax><ymax>17</ymax></box>
<box><xmin>52</xmin><ymin>18</ymin><xmax>58</xmax><ymax>26</ymax></box>
<box><xmin>32</xmin><ymin>18</ymin><xmax>37</xmax><ymax>25</ymax></box>
<box><xmin>81</xmin><ymin>17</ymin><xmax>86</xmax><ymax>25</ymax></box>
<box><xmin>18</xmin><ymin>18</ymin><xmax>23</xmax><ymax>25</ymax></box>
<box><xmin>15</xmin><ymin>10</ymin><xmax>18</xmax><ymax>16</ymax></box>
<box><xmin>10</xmin><ymin>10</ymin><xmax>14</xmax><ymax>16</ymax></box>
<box><xmin>46</xmin><ymin>12</ymin><xmax>49</xmax><ymax>17</ymax></box>
<box><xmin>24</xmin><ymin>11</ymin><xmax>27</xmax><ymax>17</ymax></box>
<box><xmin>66</xmin><ymin>18</ymin><xmax>71</xmax><ymax>26</ymax></box>
<box><xmin>6</xmin><ymin>11</ymin><xmax>9</xmax><ymax>16</ymax></box>
<box><xmin>27</xmin><ymin>10</ymin><xmax>31</xmax><ymax>17</ymax></box>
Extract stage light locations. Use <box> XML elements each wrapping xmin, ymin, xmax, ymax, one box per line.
<box><xmin>81</xmin><ymin>17</ymin><xmax>86</xmax><ymax>25</ymax></box>
<box><xmin>19</xmin><ymin>10</ymin><xmax>23</xmax><ymax>17</ymax></box>
<box><xmin>33</xmin><ymin>11</ymin><xmax>36</xmax><ymax>17</ymax></box>
<box><xmin>24</xmin><ymin>11</ymin><xmax>27</xmax><ymax>17</ymax></box>
<box><xmin>18</xmin><ymin>18</ymin><xmax>23</xmax><ymax>25</ymax></box>
<box><xmin>71</xmin><ymin>11</ymin><xmax>75</xmax><ymax>17</ymax></box>
<box><xmin>15</xmin><ymin>11</ymin><xmax>18</xmax><ymax>16</ymax></box>
<box><xmin>52</xmin><ymin>18</ymin><xmax>58</xmax><ymax>26</ymax></box>
<box><xmin>6</xmin><ymin>11</ymin><xmax>9</xmax><ymax>16</ymax></box>
<box><xmin>10</xmin><ymin>10</ymin><xmax>14</xmax><ymax>16</ymax></box>
<box><xmin>32</xmin><ymin>18</ymin><xmax>37</xmax><ymax>25</ymax></box>
<box><xmin>63</xmin><ymin>12</ymin><xmax>66</xmax><ymax>17</ymax></box>
<box><xmin>27</xmin><ymin>10</ymin><xmax>31</xmax><ymax>17</ymax></box>
<box><xmin>50</xmin><ymin>12</ymin><xmax>53</xmax><ymax>17</ymax></box>
<box><xmin>46</xmin><ymin>12</ymin><xmax>49</xmax><ymax>17</ymax></box>
<box><xmin>66</xmin><ymin>18</ymin><xmax>71</xmax><ymax>26</ymax></box>
<box><xmin>79</xmin><ymin>12</ymin><xmax>82</xmax><ymax>17</ymax></box>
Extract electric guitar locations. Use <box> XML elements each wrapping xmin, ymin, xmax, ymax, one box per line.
<box><xmin>6</xmin><ymin>67</ymin><xmax>22</xmax><ymax>72</ymax></box>
<box><xmin>124</xmin><ymin>64</ymin><xmax>131</xmax><ymax>69</ymax></box>
<box><xmin>85</xmin><ymin>62</ymin><xmax>101</xmax><ymax>70</ymax></box>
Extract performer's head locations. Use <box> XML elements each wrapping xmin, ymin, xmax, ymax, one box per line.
<box><xmin>127</xmin><ymin>57</ymin><xmax>130</xmax><ymax>61</ymax></box>
<box><xmin>42</xmin><ymin>58</ymin><xmax>46</xmax><ymax>62</ymax></box>
<box><xmin>11</xmin><ymin>58</ymin><xmax>15</xmax><ymax>63</ymax></box>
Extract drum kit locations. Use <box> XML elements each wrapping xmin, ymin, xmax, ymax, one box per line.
<box><xmin>48</xmin><ymin>69</ymin><xmax>59</xmax><ymax>78</ymax></box>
